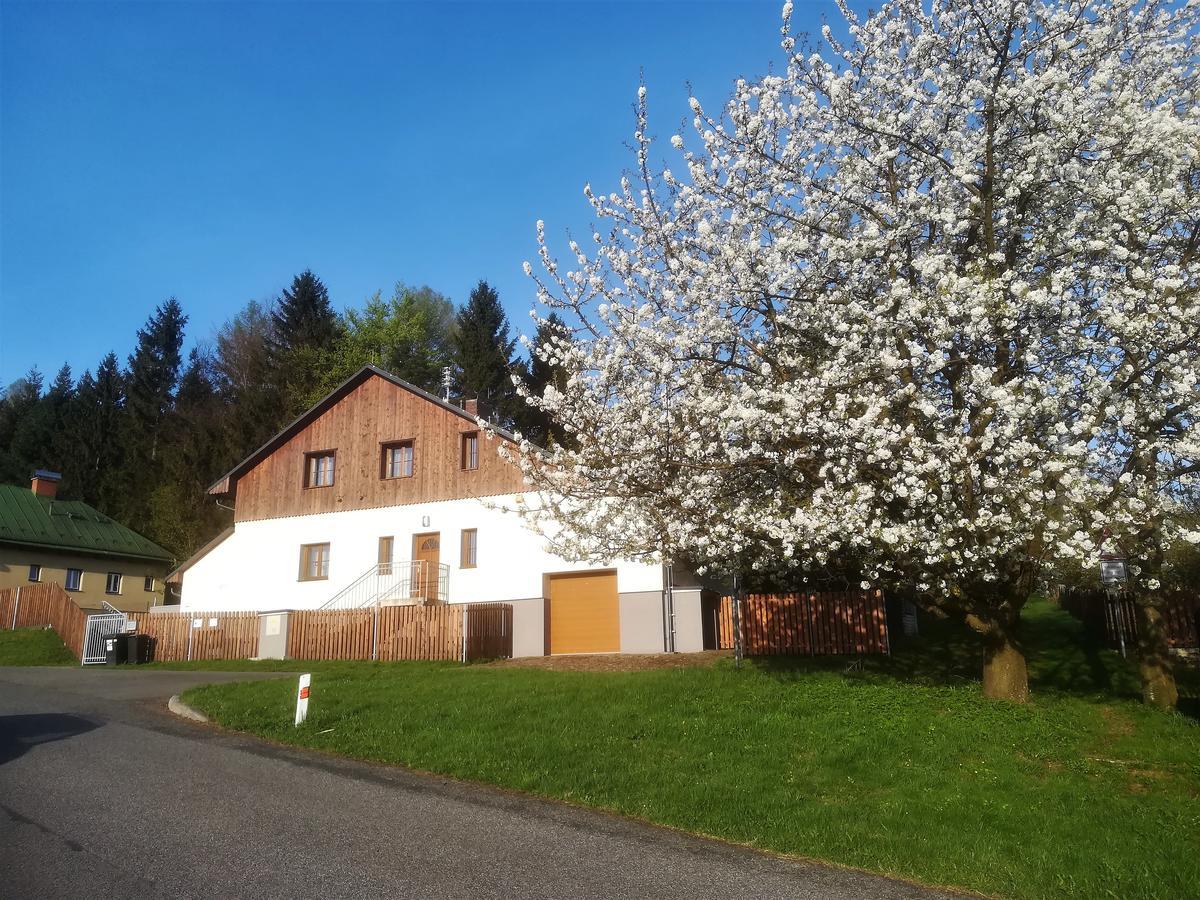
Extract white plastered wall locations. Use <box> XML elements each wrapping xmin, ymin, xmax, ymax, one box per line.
<box><xmin>180</xmin><ymin>493</ymin><xmax>664</xmax><ymax>614</ymax></box>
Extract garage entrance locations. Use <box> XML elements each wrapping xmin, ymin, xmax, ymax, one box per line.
<box><xmin>547</xmin><ymin>570</ymin><xmax>619</xmax><ymax>654</ymax></box>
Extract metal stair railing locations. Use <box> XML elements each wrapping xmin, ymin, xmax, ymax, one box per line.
<box><xmin>319</xmin><ymin>560</ymin><xmax>449</xmax><ymax>610</ymax></box>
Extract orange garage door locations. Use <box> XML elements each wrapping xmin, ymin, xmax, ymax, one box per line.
<box><xmin>548</xmin><ymin>570</ymin><xmax>620</xmax><ymax>654</ymax></box>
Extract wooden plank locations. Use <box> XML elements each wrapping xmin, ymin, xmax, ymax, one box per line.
<box><xmin>233</xmin><ymin>375</ymin><xmax>528</xmax><ymax>522</ymax></box>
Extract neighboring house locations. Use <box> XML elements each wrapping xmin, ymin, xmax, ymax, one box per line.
<box><xmin>172</xmin><ymin>365</ymin><xmax>708</xmax><ymax>656</ymax></box>
<box><xmin>0</xmin><ymin>471</ymin><xmax>174</xmax><ymax>612</ymax></box>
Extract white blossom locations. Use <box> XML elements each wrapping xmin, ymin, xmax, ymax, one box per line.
<box><xmin>513</xmin><ymin>0</ymin><xmax>1199</xmax><ymax>618</ymax></box>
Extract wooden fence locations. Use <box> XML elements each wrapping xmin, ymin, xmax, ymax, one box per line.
<box><xmin>464</xmin><ymin>603</ymin><xmax>513</xmax><ymax>661</ymax></box>
<box><xmin>128</xmin><ymin>610</ymin><xmax>261</xmax><ymax>661</ymax></box>
<box><xmin>0</xmin><ymin>583</ymin><xmax>89</xmax><ymax>657</ymax></box>
<box><xmin>1060</xmin><ymin>588</ymin><xmax>1200</xmax><ymax>651</ymax></box>
<box><xmin>286</xmin><ymin>603</ymin><xmax>512</xmax><ymax>662</ymax></box>
<box><xmin>718</xmin><ymin>590</ymin><xmax>890</xmax><ymax>656</ymax></box>
<box><xmin>1</xmin><ymin>583</ymin><xmax>512</xmax><ymax>664</ymax></box>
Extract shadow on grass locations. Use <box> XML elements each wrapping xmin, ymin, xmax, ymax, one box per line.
<box><xmin>746</xmin><ymin>599</ymin><xmax>1199</xmax><ymax>709</ymax></box>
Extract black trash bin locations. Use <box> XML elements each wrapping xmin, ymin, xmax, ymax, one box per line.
<box><xmin>126</xmin><ymin>634</ymin><xmax>154</xmax><ymax>664</ymax></box>
<box><xmin>104</xmin><ymin>634</ymin><xmax>128</xmax><ymax>666</ymax></box>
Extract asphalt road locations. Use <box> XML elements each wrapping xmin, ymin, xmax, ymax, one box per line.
<box><xmin>0</xmin><ymin>667</ymin><xmax>955</xmax><ymax>899</ymax></box>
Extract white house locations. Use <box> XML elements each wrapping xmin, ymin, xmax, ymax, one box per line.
<box><xmin>171</xmin><ymin>366</ymin><xmax>709</xmax><ymax>657</ymax></box>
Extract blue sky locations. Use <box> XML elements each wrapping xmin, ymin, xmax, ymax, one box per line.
<box><xmin>1</xmin><ymin>0</ymin><xmax>835</xmax><ymax>386</ymax></box>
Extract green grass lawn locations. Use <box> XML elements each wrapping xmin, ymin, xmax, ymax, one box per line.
<box><xmin>182</xmin><ymin>600</ymin><xmax>1199</xmax><ymax>900</ymax></box>
<box><xmin>0</xmin><ymin>627</ymin><xmax>76</xmax><ymax>666</ymax></box>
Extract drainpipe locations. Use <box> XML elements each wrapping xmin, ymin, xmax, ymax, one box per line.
<box><xmin>11</xmin><ymin>585</ymin><xmax>21</xmax><ymax>630</ymax></box>
<box><xmin>662</xmin><ymin>562</ymin><xmax>676</xmax><ymax>653</ymax></box>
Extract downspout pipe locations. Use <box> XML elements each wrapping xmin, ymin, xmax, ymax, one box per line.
<box><xmin>662</xmin><ymin>562</ymin><xmax>676</xmax><ymax>653</ymax></box>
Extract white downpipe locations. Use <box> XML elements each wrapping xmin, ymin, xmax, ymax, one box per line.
<box><xmin>371</xmin><ymin>603</ymin><xmax>380</xmax><ymax>661</ymax></box>
<box><xmin>657</xmin><ymin>566</ymin><xmax>676</xmax><ymax>652</ymax></box>
<box><xmin>11</xmin><ymin>586</ymin><xmax>20</xmax><ymax>630</ymax></box>
<box><xmin>460</xmin><ymin>605</ymin><xmax>468</xmax><ymax>663</ymax></box>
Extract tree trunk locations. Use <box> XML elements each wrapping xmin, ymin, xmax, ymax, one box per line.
<box><xmin>1135</xmin><ymin>600</ymin><xmax>1178</xmax><ymax>710</ymax></box>
<box><xmin>981</xmin><ymin>627</ymin><xmax>1030</xmax><ymax>702</ymax></box>
<box><xmin>968</xmin><ymin>607</ymin><xmax>1030</xmax><ymax>703</ymax></box>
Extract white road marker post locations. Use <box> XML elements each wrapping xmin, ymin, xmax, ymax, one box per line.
<box><xmin>294</xmin><ymin>673</ymin><xmax>311</xmax><ymax>726</ymax></box>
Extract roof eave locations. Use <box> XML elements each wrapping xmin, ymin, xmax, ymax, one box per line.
<box><xmin>0</xmin><ymin>536</ymin><xmax>174</xmax><ymax>564</ymax></box>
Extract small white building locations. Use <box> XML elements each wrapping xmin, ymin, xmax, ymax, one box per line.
<box><xmin>171</xmin><ymin>366</ymin><xmax>708</xmax><ymax>657</ymax></box>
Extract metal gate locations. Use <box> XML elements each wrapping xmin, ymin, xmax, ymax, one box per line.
<box><xmin>82</xmin><ymin>612</ymin><xmax>129</xmax><ymax>665</ymax></box>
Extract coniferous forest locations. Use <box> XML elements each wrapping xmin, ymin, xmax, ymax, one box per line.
<box><xmin>0</xmin><ymin>271</ymin><xmax>565</xmax><ymax>562</ymax></box>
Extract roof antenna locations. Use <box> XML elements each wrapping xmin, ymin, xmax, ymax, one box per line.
<box><xmin>441</xmin><ymin>366</ymin><xmax>453</xmax><ymax>402</ymax></box>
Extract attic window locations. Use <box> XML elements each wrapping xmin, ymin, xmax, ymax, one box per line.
<box><xmin>304</xmin><ymin>451</ymin><xmax>336</xmax><ymax>488</ymax></box>
<box><xmin>381</xmin><ymin>441</ymin><xmax>414</xmax><ymax>479</ymax></box>
<box><xmin>460</xmin><ymin>432</ymin><xmax>479</xmax><ymax>471</ymax></box>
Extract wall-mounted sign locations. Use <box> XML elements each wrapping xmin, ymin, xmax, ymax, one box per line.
<box><xmin>1100</xmin><ymin>558</ymin><xmax>1127</xmax><ymax>584</ymax></box>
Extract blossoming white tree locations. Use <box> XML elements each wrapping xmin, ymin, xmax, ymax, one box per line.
<box><xmin>517</xmin><ymin>0</ymin><xmax>1199</xmax><ymax>702</ymax></box>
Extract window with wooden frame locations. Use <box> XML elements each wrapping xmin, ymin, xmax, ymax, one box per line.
<box><xmin>105</xmin><ymin>572</ymin><xmax>123</xmax><ymax>595</ymax></box>
<box><xmin>65</xmin><ymin>568</ymin><xmax>83</xmax><ymax>591</ymax></box>
<box><xmin>304</xmin><ymin>450</ymin><xmax>336</xmax><ymax>488</ymax></box>
<box><xmin>381</xmin><ymin>440</ymin><xmax>414</xmax><ymax>479</ymax></box>
<box><xmin>378</xmin><ymin>535</ymin><xmax>394</xmax><ymax>576</ymax></box>
<box><xmin>299</xmin><ymin>543</ymin><xmax>330</xmax><ymax>581</ymax></box>
<box><xmin>28</xmin><ymin>564</ymin><xmax>41</xmax><ymax>583</ymax></box>
<box><xmin>460</xmin><ymin>528</ymin><xmax>477</xmax><ymax>568</ymax></box>
<box><xmin>460</xmin><ymin>431</ymin><xmax>479</xmax><ymax>471</ymax></box>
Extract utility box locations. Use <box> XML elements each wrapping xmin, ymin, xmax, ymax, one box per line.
<box><xmin>257</xmin><ymin>611</ymin><xmax>290</xmax><ymax>660</ymax></box>
<box><xmin>126</xmin><ymin>634</ymin><xmax>154</xmax><ymax>664</ymax></box>
<box><xmin>104</xmin><ymin>635</ymin><xmax>128</xmax><ymax>666</ymax></box>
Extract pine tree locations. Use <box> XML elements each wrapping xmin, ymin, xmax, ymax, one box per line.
<box><xmin>271</xmin><ymin>270</ymin><xmax>338</xmax><ymax>352</ymax></box>
<box><xmin>125</xmin><ymin>298</ymin><xmax>188</xmax><ymax>456</ymax></box>
<box><xmin>270</xmin><ymin>270</ymin><xmax>340</xmax><ymax>417</ymax></box>
<box><xmin>118</xmin><ymin>299</ymin><xmax>188</xmax><ymax>531</ymax></box>
<box><xmin>453</xmin><ymin>280</ymin><xmax>518</xmax><ymax>422</ymax></box>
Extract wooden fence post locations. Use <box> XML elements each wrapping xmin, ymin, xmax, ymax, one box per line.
<box><xmin>732</xmin><ymin>575</ymin><xmax>743</xmax><ymax>669</ymax></box>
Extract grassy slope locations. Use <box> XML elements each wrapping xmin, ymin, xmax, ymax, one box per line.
<box><xmin>0</xmin><ymin>627</ymin><xmax>76</xmax><ymax>666</ymax></box>
<box><xmin>184</xmin><ymin>600</ymin><xmax>1199</xmax><ymax>900</ymax></box>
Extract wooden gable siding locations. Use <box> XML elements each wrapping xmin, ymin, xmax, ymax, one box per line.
<box><xmin>232</xmin><ymin>375</ymin><xmax>526</xmax><ymax>522</ymax></box>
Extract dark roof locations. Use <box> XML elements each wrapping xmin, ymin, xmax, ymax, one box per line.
<box><xmin>207</xmin><ymin>364</ymin><xmax>523</xmax><ymax>495</ymax></box>
<box><xmin>0</xmin><ymin>485</ymin><xmax>174</xmax><ymax>563</ymax></box>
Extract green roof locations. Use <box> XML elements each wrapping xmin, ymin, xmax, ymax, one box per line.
<box><xmin>0</xmin><ymin>484</ymin><xmax>173</xmax><ymax>563</ymax></box>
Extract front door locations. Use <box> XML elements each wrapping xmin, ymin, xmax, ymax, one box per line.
<box><xmin>412</xmin><ymin>532</ymin><xmax>441</xmax><ymax>602</ymax></box>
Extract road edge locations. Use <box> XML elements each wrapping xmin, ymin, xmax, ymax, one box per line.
<box><xmin>167</xmin><ymin>693</ymin><xmax>209</xmax><ymax>723</ymax></box>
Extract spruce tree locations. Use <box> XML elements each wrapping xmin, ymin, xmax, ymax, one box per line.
<box><xmin>270</xmin><ymin>270</ymin><xmax>340</xmax><ymax>417</ymax></box>
<box><xmin>453</xmin><ymin>280</ymin><xmax>518</xmax><ymax>422</ymax></box>
<box><xmin>271</xmin><ymin>269</ymin><xmax>338</xmax><ymax>353</ymax></box>
<box><xmin>118</xmin><ymin>298</ymin><xmax>188</xmax><ymax>531</ymax></box>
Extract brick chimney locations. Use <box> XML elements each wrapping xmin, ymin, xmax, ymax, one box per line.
<box><xmin>464</xmin><ymin>398</ymin><xmax>479</xmax><ymax>417</ymax></box>
<box><xmin>31</xmin><ymin>469</ymin><xmax>61</xmax><ymax>499</ymax></box>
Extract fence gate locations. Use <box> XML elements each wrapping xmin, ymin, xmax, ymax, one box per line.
<box><xmin>81</xmin><ymin>612</ymin><xmax>129</xmax><ymax>665</ymax></box>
